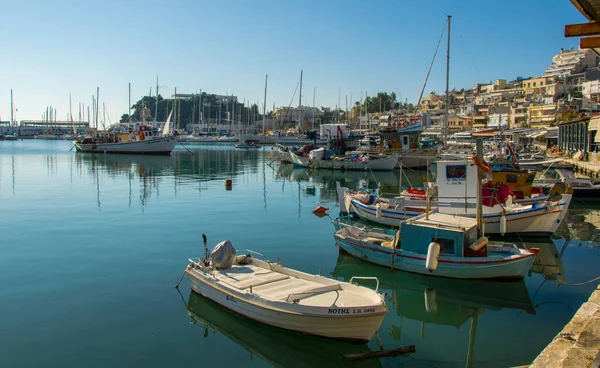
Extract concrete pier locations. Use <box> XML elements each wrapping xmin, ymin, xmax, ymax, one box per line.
<box><xmin>529</xmin><ymin>284</ymin><xmax>600</xmax><ymax>367</ymax></box>
<box><xmin>561</xmin><ymin>158</ymin><xmax>600</xmax><ymax>177</ymax></box>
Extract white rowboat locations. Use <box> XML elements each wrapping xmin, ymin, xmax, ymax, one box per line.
<box><xmin>186</xmin><ymin>251</ymin><xmax>387</xmax><ymax>342</ymax></box>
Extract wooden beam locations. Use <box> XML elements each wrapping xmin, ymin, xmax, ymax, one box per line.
<box><xmin>565</xmin><ymin>22</ymin><xmax>600</xmax><ymax>37</ymax></box>
<box><xmin>580</xmin><ymin>36</ymin><xmax>600</xmax><ymax>48</ymax></box>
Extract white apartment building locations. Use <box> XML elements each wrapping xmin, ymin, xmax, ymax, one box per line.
<box><xmin>542</xmin><ymin>48</ymin><xmax>599</xmax><ymax>78</ymax></box>
<box><xmin>487</xmin><ymin>112</ymin><xmax>509</xmax><ymax>129</ymax></box>
<box><xmin>582</xmin><ymin>80</ymin><xmax>600</xmax><ymax>99</ymax></box>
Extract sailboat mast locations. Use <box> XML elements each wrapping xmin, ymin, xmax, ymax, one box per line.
<box><xmin>96</xmin><ymin>87</ymin><xmax>100</xmax><ymax>130</ymax></box>
<box><xmin>476</xmin><ymin>138</ymin><xmax>483</xmax><ymax>238</ymax></box>
<box><xmin>443</xmin><ymin>15</ymin><xmax>451</xmax><ymax>146</ymax></box>
<box><xmin>299</xmin><ymin>70</ymin><xmax>303</xmax><ymax>127</ymax></box>
<box><xmin>312</xmin><ymin>86</ymin><xmax>316</xmax><ymax>131</ymax></box>
<box><xmin>128</xmin><ymin>83</ymin><xmax>131</xmax><ymax>124</ymax></box>
<box><xmin>263</xmin><ymin>74</ymin><xmax>268</xmax><ymax>135</ymax></box>
<box><xmin>155</xmin><ymin>76</ymin><xmax>159</xmax><ymax>123</ymax></box>
<box><xmin>10</xmin><ymin>89</ymin><xmax>13</xmax><ymax>127</ymax></box>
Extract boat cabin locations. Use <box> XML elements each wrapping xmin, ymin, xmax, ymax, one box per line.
<box><xmin>401</xmin><ymin>213</ymin><xmax>484</xmax><ymax>257</ymax></box>
<box><xmin>434</xmin><ymin>159</ymin><xmax>476</xmax><ymax>205</ymax></box>
<box><xmin>491</xmin><ymin>170</ymin><xmax>535</xmax><ymax>199</ymax></box>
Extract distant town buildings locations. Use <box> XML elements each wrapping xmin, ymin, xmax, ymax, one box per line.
<box><xmin>414</xmin><ymin>46</ymin><xmax>600</xmax><ymax>132</ymax></box>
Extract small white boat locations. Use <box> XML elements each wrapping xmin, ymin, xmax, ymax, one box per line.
<box><xmin>235</xmin><ymin>141</ymin><xmax>260</xmax><ymax>149</ymax></box>
<box><xmin>75</xmin><ymin>110</ymin><xmax>176</xmax><ymax>155</ymax></box>
<box><xmin>290</xmin><ymin>151</ymin><xmax>397</xmax><ymax>171</ymax></box>
<box><xmin>217</xmin><ymin>135</ymin><xmax>239</xmax><ymax>142</ymax></box>
<box><xmin>185</xmin><ymin>238</ymin><xmax>387</xmax><ymax>342</ymax></box>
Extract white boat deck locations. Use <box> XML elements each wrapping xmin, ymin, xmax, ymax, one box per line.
<box><xmin>212</xmin><ymin>263</ymin><xmax>370</xmax><ymax>307</ymax></box>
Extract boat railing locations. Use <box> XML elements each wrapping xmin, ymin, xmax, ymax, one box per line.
<box><xmin>349</xmin><ymin>276</ymin><xmax>380</xmax><ymax>292</ymax></box>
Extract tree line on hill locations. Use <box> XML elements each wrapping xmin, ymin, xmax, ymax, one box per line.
<box><xmin>120</xmin><ymin>91</ymin><xmax>416</xmax><ymax>127</ymax></box>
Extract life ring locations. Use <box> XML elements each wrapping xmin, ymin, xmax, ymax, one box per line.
<box><xmin>471</xmin><ymin>154</ymin><xmax>491</xmax><ymax>173</ymax></box>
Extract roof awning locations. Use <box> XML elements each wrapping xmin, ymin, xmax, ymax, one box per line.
<box><xmin>527</xmin><ymin>131</ymin><xmax>548</xmax><ymax>139</ymax></box>
<box><xmin>589</xmin><ymin>116</ymin><xmax>600</xmax><ymax>131</ymax></box>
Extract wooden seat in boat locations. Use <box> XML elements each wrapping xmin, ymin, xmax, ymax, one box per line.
<box><xmin>214</xmin><ymin>264</ymin><xmax>289</xmax><ymax>290</ymax></box>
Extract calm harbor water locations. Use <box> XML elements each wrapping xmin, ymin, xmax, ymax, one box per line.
<box><xmin>1</xmin><ymin>140</ymin><xmax>600</xmax><ymax>368</ymax></box>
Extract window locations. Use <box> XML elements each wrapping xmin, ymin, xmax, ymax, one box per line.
<box><xmin>506</xmin><ymin>174</ymin><xmax>519</xmax><ymax>183</ymax></box>
<box><xmin>432</xmin><ymin>238</ymin><xmax>455</xmax><ymax>255</ymax></box>
<box><xmin>403</xmin><ymin>136</ymin><xmax>408</xmax><ymax>145</ymax></box>
<box><xmin>526</xmin><ymin>174</ymin><xmax>535</xmax><ymax>183</ymax></box>
<box><xmin>446</xmin><ymin>164</ymin><xmax>466</xmax><ymax>181</ymax></box>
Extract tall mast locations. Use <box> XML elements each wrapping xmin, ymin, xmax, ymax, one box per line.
<box><xmin>10</xmin><ymin>89</ymin><xmax>13</xmax><ymax>127</ymax></box>
<box><xmin>174</xmin><ymin>87</ymin><xmax>178</xmax><ymax>131</ymax></box>
<box><xmin>443</xmin><ymin>15</ymin><xmax>451</xmax><ymax>146</ymax></box>
<box><xmin>312</xmin><ymin>86</ymin><xmax>316</xmax><ymax>130</ymax></box>
<box><xmin>262</xmin><ymin>74</ymin><xmax>268</xmax><ymax>135</ymax></box>
<box><xmin>337</xmin><ymin>87</ymin><xmax>341</xmax><ymax>124</ymax></box>
<box><xmin>96</xmin><ymin>87</ymin><xmax>100</xmax><ymax>130</ymax></box>
<box><xmin>155</xmin><ymin>76</ymin><xmax>159</xmax><ymax>123</ymax></box>
<box><xmin>298</xmin><ymin>70</ymin><xmax>303</xmax><ymax>127</ymax></box>
<box><xmin>128</xmin><ymin>83</ymin><xmax>131</xmax><ymax>124</ymax></box>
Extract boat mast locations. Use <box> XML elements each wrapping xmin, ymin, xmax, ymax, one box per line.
<box><xmin>262</xmin><ymin>74</ymin><xmax>268</xmax><ymax>135</ymax></box>
<box><xmin>312</xmin><ymin>86</ymin><xmax>316</xmax><ymax>131</ymax></box>
<box><xmin>69</xmin><ymin>93</ymin><xmax>75</xmax><ymax>135</ymax></box>
<box><xmin>128</xmin><ymin>83</ymin><xmax>131</xmax><ymax>124</ymax></box>
<box><xmin>96</xmin><ymin>87</ymin><xmax>100</xmax><ymax>130</ymax></box>
<box><xmin>155</xmin><ymin>76</ymin><xmax>159</xmax><ymax>123</ymax></box>
<box><xmin>476</xmin><ymin>138</ymin><xmax>483</xmax><ymax>238</ymax></box>
<box><xmin>443</xmin><ymin>15</ymin><xmax>451</xmax><ymax>147</ymax></box>
<box><xmin>299</xmin><ymin>70</ymin><xmax>303</xmax><ymax>130</ymax></box>
<box><xmin>10</xmin><ymin>89</ymin><xmax>13</xmax><ymax>128</ymax></box>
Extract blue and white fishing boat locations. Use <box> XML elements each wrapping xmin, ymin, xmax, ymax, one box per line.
<box><xmin>333</xmin><ymin>213</ymin><xmax>538</xmax><ymax>279</ymax></box>
<box><xmin>338</xmin><ymin>157</ymin><xmax>572</xmax><ymax>236</ymax></box>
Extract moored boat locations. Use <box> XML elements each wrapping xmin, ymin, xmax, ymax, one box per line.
<box><xmin>333</xmin><ymin>213</ymin><xmax>539</xmax><ymax>279</ymax></box>
<box><xmin>74</xmin><ymin>110</ymin><xmax>176</xmax><ymax>155</ymax></box>
<box><xmin>338</xmin><ymin>157</ymin><xmax>572</xmax><ymax>236</ymax></box>
<box><xmin>185</xmin><ymin>237</ymin><xmax>387</xmax><ymax>342</ymax></box>
<box><xmin>235</xmin><ymin>140</ymin><xmax>260</xmax><ymax>149</ymax></box>
<box><xmin>290</xmin><ymin>151</ymin><xmax>397</xmax><ymax>171</ymax></box>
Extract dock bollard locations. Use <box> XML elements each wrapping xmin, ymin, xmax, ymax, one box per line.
<box><xmin>225</xmin><ymin>179</ymin><xmax>232</xmax><ymax>190</ymax></box>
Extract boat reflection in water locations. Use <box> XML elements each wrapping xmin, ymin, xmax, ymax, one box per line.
<box><xmin>520</xmin><ymin>238</ymin><xmax>566</xmax><ymax>282</ymax></box>
<box><xmin>331</xmin><ymin>252</ymin><xmax>535</xmax><ymax>367</ymax></box>
<box><xmin>185</xmin><ymin>292</ymin><xmax>382</xmax><ymax>368</ymax></box>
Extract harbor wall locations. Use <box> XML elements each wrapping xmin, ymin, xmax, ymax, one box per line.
<box><xmin>529</xmin><ymin>284</ymin><xmax>600</xmax><ymax>367</ymax></box>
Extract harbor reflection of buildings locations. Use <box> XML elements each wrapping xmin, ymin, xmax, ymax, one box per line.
<box><xmin>74</xmin><ymin>148</ymin><xmax>265</xmax><ymax>208</ymax></box>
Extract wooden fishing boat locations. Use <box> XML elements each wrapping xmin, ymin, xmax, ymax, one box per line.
<box><xmin>338</xmin><ymin>158</ymin><xmax>572</xmax><ymax>236</ymax></box>
<box><xmin>333</xmin><ymin>213</ymin><xmax>539</xmax><ymax>279</ymax></box>
<box><xmin>185</xmin><ymin>237</ymin><xmax>387</xmax><ymax>342</ymax></box>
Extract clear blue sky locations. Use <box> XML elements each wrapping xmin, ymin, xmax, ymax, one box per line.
<box><xmin>0</xmin><ymin>0</ymin><xmax>587</xmax><ymax>123</ymax></box>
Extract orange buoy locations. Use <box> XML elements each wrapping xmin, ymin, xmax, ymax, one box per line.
<box><xmin>312</xmin><ymin>205</ymin><xmax>329</xmax><ymax>214</ymax></box>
